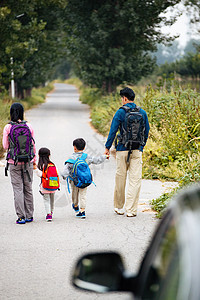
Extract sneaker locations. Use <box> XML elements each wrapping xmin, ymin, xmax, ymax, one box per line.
<box><xmin>46</xmin><ymin>214</ymin><xmax>52</xmax><ymax>222</ymax></box>
<box><xmin>127</xmin><ymin>213</ymin><xmax>137</xmax><ymax>217</ymax></box>
<box><xmin>72</xmin><ymin>204</ymin><xmax>79</xmax><ymax>212</ymax></box>
<box><xmin>114</xmin><ymin>208</ymin><xmax>124</xmax><ymax>215</ymax></box>
<box><xmin>25</xmin><ymin>217</ymin><xmax>33</xmax><ymax>223</ymax></box>
<box><xmin>76</xmin><ymin>211</ymin><xmax>86</xmax><ymax>219</ymax></box>
<box><xmin>16</xmin><ymin>217</ymin><xmax>26</xmax><ymax>224</ymax></box>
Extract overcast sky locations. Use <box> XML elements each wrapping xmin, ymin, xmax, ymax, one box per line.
<box><xmin>161</xmin><ymin>2</ymin><xmax>199</xmax><ymax>48</ymax></box>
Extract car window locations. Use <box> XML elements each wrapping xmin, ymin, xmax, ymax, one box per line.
<box><xmin>141</xmin><ymin>212</ymin><xmax>181</xmax><ymax>300</ymax></box>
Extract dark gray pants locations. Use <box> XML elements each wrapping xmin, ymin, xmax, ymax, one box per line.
<box><xmin>10</xmin><ymin>163</ymin><xmax>34</xmax><ymax>219</ymax></box>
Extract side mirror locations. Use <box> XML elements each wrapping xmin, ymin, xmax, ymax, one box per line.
<box><xmin>72</xmin><ymin>252</ymin><xmax>126</xmax><ymax>293</ymax></box>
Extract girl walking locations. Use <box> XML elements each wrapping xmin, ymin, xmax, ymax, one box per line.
<box><xmin>36</xmin><ymin>147</ymin><xmax>60</xmax><ymax>221</ymax></box>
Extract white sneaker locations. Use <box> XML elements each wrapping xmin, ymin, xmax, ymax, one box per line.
<box><xmin>114</xmin><ymin>208</ymin><xmax>124</xmax><ymax>215</ymax></box>
<box><xmin>127</xmin><ymin>213</ymin><xmax>137</xmax><ymax>217</ymax></box>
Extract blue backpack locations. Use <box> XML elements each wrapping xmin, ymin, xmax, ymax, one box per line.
<box><xmin>65</xmin><ymin>153</ymin><xmax>93</xmax><ymax>191</ymax></box>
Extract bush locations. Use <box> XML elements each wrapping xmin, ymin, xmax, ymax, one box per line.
<box><xmin>142</xmin><ymin>87</ymin><xmax>200</xmax><ymax>180</ymax></box>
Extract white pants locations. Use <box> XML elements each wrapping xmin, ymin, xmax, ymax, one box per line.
<box><xmin>43</xmin><ymin>193</ymin><xmax>55</xmax><ymax>214</ymax></box>
<box><xmin>114</xmin><ymin>150</ymin><xmax>142</xmax><ymax>215</ymax></box>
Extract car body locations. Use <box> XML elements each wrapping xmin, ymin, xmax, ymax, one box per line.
<box><xmin>72</xmin><ymin>183</ymin><xmax>200</xmax><ymax>300</ymax></box>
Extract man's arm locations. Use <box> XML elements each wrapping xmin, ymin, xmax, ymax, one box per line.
<box><xmin>104</xmin><ymin>110</ymin><xmax>122</xmax><ymax>152</ymax></box>
<box><xmin>139</xmin><ymin>110</ymin><xmax>150</xmax><ymax>152</ymax></box>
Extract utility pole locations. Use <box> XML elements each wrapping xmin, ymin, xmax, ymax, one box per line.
<box><xmin>10</xmin><ymin>14</ymin><xmax>25</xmax><ymax>99</ymax></box>
<box><xmin>10</xmin><ymin>57</ymin><xmax>15</xmax><ymax>99</ymax></box>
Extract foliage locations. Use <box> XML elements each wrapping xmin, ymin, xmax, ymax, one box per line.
<box><xmin>0</xmin><ymin>1</ymin><xmax>67</xmax><ymax>97</ymax></box>
<box><xmin>156</xmin><ymin>43</ymin><xmax>200</xmax><ymax>85</ymax></box>
<box><xmin>64</xmin><ymin>0</ymin><xmax>182</xmax><ymax>93</ymax></box>
<box><xmin>151</xmin><ymin>190</ymin><xmax>177</xmax><ymax>218</ymax></box>
<box><xmin>142</xmin><ymin>87</ymin><xmax>200</xmax><ymax>178</ymax></box>
<box><xmin>150</xmin><ymin>155</ymin><xmax>200</xmax><ymax>218</ymax></box>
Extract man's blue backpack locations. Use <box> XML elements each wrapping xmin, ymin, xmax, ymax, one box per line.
<box><xmin>65</xmin><ymin>153</ymin><xmax>93</xmax><ymax>191</ymax></box>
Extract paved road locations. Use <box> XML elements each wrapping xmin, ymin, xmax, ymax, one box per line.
<box><xmin>0</xmin><ymin>83</ymin><xmax>176</xmax><ymax>299</ymax></box>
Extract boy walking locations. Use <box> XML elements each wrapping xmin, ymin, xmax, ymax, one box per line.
<box><xmin>62</xmin><ymin>138</ymin><xmax>108</xmax><ymax>219</ymax></box>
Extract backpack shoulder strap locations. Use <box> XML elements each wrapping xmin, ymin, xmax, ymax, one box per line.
<box><xmin>9</xmin><ymin>121</ymin><xmax>16</xmax><ymax>125</ymax></box>
<box><xmin>9</xmin><ymin>121</ymin><xmax>27</xmax><ymax>125</ymax></box>
<box><xmin>119</xmin><ymin>106</ymin><xmax>131</xmax><ymax>112</ymax></box>
<box><xmin>65</xmin><ymin>159</ymin><xmax>75</xmax><ymax>165</ymax></box>
<box><xmin>81</xmin><ymin>153</ymin><xmax>87</xmax><ymax>161</ymax></box>
<box><xmin>48</xmin><ymin>162</ymin><xmax>55</xmax><ymax>167</ymax></box>
<box><xmin>120</xmin><ymin>105</ymin><xmax>140</xmax><ymax>112</ymax></box>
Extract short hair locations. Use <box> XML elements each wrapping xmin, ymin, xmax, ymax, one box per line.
<box><xmin>73</xmin><ymin>138</ymin><xmax>86</xmax><ymax>151</ymax></box>
<box><xmin>10</xmin><ymin>102</ymin><xmax>24</xmax><ymax>122</ymax></box>
<box><xmin>120</xmin><ymin>87</ymin><xmax>135</xmax><ymax>101</ymax></box>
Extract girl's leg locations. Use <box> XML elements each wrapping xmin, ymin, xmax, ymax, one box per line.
<box><xmin>50</xmin><ymin>193</ymin><xmax>55</xmax><ymax>214</ymax></box>
<box><xmin>43</xmin><ymin>193</ymin><xmax>51</xmax><ymax>214</ymax></box>
<box><xmin>10</xmin><ymin>164</ymin><xmax>25</xmax><ymax>219</ymax></box>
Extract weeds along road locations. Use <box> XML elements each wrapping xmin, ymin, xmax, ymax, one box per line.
<box><xmin>0</xmin><ymin>83</ymin><xmax>175</xmax><ymax>299</ymax></box>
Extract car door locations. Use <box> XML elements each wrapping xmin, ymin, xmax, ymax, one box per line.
<box><xmin>135</xmin><ymin>209</ymin><xmax>181</xmax><ymax>300</ymax></box>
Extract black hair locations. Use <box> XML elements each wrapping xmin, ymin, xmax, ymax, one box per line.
<box><xmin>10</xmin><ymin>103</ymin><xmax>24</xmax><ymax>122</ymax></box>
<box><xmin>37</xmin><ymin>147</ymin><xmax>53</xmax><ymax>171</ymax></box>
<box><xmin>73</xmin><ymin>138</ymin><xmax>86</xmax><ymax>151</ymax></box>
<box><xmin>120</xmin><ymin>87</ymin><xmax>135</xmax><ymax>101</ymax></box>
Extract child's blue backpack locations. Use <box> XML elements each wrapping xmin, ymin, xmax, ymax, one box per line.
<box><xmin>65</xmin><ymin>153</ymin><xmax>93</xmax><ymax>191</ymax></box>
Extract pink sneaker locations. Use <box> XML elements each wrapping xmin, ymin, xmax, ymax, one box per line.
<box><xmin>46</xmin><ymin>213</ymin><xmax>52</xmax><ymax>222</ymax></box>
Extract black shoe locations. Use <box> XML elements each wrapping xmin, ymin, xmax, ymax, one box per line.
<box><xmin>25</xmin><ymin>217</ymin><xmax>33</xmax><ymax>222</ymax></box>
<box><xmin>16</xmin><ymin>217</ymin><xmax>26</xmax><ymax>224</ymax></box>
<box><xmin>72</xmin><ymin>204</ymin><xmax>79</xmax><ymax>212</ymax></box>
<box><xmin>76</xmin><ymin>211</ymin><xmax>86</xmax><ymax>219</ymax></box>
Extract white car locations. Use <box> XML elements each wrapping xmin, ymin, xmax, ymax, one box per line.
<box><xmin>72</xmin><ymin>184</ymin><xmax>200</xmax><ymax>300</ymax></box>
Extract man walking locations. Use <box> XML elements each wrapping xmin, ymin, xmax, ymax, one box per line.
<box><xmin>104</xmin><ymin>87</ymin><xmax>150</xmax><ymax>217</ymax></box>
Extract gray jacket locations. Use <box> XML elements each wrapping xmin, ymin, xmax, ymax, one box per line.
<box><xmin>61</xmin><ymin>152</ymin><xmax>106</xmax><ymax>179</ymax></box>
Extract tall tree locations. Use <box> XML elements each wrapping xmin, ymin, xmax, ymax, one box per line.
<box><xmin>64</xmin><ymin>0</ymin><xmax>182</xmax><ymax>93</ymax></box>
<box><xmin>0</xmin><ymin>0</ymin><xmax>67</xmax><ymax>97</ymax></box>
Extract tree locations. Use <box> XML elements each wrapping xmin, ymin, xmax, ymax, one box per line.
<box><xmin>0</xmin><ymin>0</ymin><xmax>67</xmax><ymax>98</ymax></box>
<box><xmin>184</xmin><ymin>38</ymin><xmax>200</xmax><ymax>54</ymax></box>
<box><xmin>64</xmin><ymin>0</ymin><xmax>182</xmax><ymax>93</ymax></box>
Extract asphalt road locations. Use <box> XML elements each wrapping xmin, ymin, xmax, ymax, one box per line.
<box><xmin>0</xmin><ymin>83</ymin><xmax>176</xmax><ymax>299</ymax></box>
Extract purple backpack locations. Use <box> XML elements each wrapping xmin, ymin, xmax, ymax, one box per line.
<box><xmin>6</xmin><ymin>121</ymin><xmax>35</xmax><ymax>165</ymax></box>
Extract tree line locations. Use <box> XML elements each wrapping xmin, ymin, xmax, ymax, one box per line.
<box><xmin>157</xmin><ymin>43</ymin><xmax>200</xmax><ymax>80</ymax></box>
<box><xmin>0</xmin><ymin>0</ymin><xmax>199</xmax><ymax>98</ymax></box>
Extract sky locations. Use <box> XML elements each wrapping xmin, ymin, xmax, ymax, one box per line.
<box><xmin>160</xmin><ymin>2</ymin><xmax>199</xmax><ymax>48</ymax></box>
